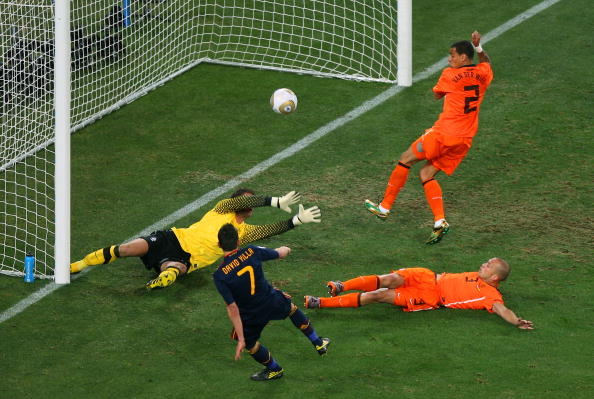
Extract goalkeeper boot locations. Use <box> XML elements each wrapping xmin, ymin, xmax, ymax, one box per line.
<box><xmin>304</xmin><ymin>296</ymin><xmax>321</xmax><ymax>309</ymax></box>
<box><xmin>145</xmin><ymin>268</ymin><xmax>179</xmax><ymax>290</ymax></box>
<box><xmin>364</xmin><ymin>199</ymin><xmax>389</xmax><ymax>220</ymax></box>
<box><xmin>426</xmin><ymin>220</ymin><xmax>450</xmax><ymax>245</ymax></box>
<box><xmin>315</xmin><ymin>338</ymin><xmax>331</xmax><ymax>356</ymax></box>
<box><xmin>250</xmin><ymin>368</ymin><xmax>284</xmax><ymax>381</ymax></box>
<box><xmin>326</xmin><ymin>281</ymin><xmax>344</xmax><ymax>297</ymax></box>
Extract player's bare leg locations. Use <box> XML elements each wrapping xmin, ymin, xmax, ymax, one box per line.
<box><xmin>359</xmin><ymin>287</ymin><xmax>397</xmax><ymax>306</ymax></box>
<box><xmin>378</xmin><ymin>272</ymin><xmax>405</xmax><ymax>289</ymax></box>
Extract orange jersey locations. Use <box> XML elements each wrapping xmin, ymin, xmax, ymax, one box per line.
<box><xmin>431</xmin><ymin>62</ymin><xmax>493</xmax><ymax>138</ymax></box>
<box><xmin>437</xmin><ymin>272</ymin><xmax>503</xmax><ymax>312</ymax></box>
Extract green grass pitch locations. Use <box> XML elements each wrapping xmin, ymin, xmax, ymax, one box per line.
<box><xmin>1</xmin><ymin>0</ymin><xmax>593</xmax><ymax>398</ymax></box>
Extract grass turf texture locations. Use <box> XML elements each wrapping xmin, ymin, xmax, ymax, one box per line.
<box><xmin>1</xmin><ymin>0</ymin><xmax>593</xmax><ymax>398</ymax></box>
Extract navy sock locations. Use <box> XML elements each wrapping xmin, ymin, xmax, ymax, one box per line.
<box><xmin>267</xmin><ymin>359</ymin><xmax>281</xmax><ymax>371</ymax></box>
<box><xmin>250</xmin><ymin>344</ymin><xmax>282</xmax><ymax>371</ymax></box>
<box><xmin>289</xmin><ymin>309</ymin><xmax>323</xmax><ymax>347</ymax></box>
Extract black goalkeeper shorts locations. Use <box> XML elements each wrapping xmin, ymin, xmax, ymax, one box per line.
<box><xmin>140</xmin><ymin>230</ymin><xmax>191</xmax><ymax>273</ymax></box>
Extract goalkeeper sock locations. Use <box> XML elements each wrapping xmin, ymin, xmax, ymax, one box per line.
<box><xmin>342</xmin><ymin>275</ymin><xmax>380</xmax><ymax>292</ymax></box>
<box><xmin>320</xmin><ymin>293</ymin><xmax>361</xmax><ymax>308</ymax></box>
<box><xmin>289</xmin><ymin>309</ymin><xmax>323</xmax><ymax>347</ymax></box>
<box><xmin>380</xmin><ymin>162</ymin><xmax>410</xmax><ymax>210</ymax></box>
<box><xmin>85</xmin><ymin>246</ymin><xmax>120</xmax><ymax>265</ymax></box>
<box><xmin>422</xmin><ymin>178</ymin><xmax>445</xmax><ymax>222</ymax></box>
<box><xmin>71</xmin><ymin>246</ymin><xmax>120</xmax><ymax>273</ymax></box>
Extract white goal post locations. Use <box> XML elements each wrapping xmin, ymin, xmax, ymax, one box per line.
<box><xmin>0</xmin><ymin>0</ymin><xmax>411</xmax><ymax>282</ymax></box>
<box><xmin>54</xmin><ymin>0</ymin><xmax>71</xmax><ymax>284</ymax></box>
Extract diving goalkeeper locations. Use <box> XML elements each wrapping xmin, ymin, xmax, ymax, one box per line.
<box><xmin>70</xmin><ymin>188</ymin><xmax>321</xmax><ymax>289</ymax></box>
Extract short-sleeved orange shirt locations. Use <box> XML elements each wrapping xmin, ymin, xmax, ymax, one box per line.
<box><xmin>431</xmin><ymin>62</ymin><xmax>493</xmax><ymax>138</ymax></box>
<box><xmin>437</xmin><ymin>272</ymin><xmax>503</xmax><ymax>312</ymax></box>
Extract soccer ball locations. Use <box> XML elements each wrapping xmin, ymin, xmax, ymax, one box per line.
<box><xmin>270</xmin><ymin>88</ymin><xmax>298</xmax><ymax>114</ymax></box>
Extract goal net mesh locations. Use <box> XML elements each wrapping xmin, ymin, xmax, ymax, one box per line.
<box><xmin>197</xmin><ymin>1</ymin><xmax>398</xmax><ymax>82</ymax></box>
<box><xmin>1</xmin><ymin>2</ymin><xmax>56</xmax><ymax>279</ymax></box>
<box><xmin>0</xmin><ymin>0</ymin><xmax>397</xmax><ymax>279</ymax></box>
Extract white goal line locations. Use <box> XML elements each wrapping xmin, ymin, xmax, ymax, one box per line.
<box><xmin>0</xmin><ymin>0</ymin><xmax>564</xmax><ymax>324</ymax></box>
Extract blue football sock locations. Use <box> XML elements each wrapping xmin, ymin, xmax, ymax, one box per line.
<box><xmin>290</xmin><ymin>309</ymin><xmax>323</xmax><ymax>346</ymax></box>
<box><xmin>250</xmin><ymin>344</ymin><xmax>282</xmax><ymax>371</ymax></box>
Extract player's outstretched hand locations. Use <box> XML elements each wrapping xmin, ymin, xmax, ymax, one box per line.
<box><xmin>275</xmin><ymin>246</ymin><xmax>291</xmax><ymax>259</ymax></box>
<box><xmin>517</xmin><ymin>319</ymin><xmax>534</xmax><ymax>330</ymax></box>
<box><xmin>272</xmin><ymin>191</ymin><xmax>301</xmax><ymax>213</ymax></box>
<box><xmin>292</xmin><ymin>204</ymin><xmax>321</xmax><ymax>225</ymax></box>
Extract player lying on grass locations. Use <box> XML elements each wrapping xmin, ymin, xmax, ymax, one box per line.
<box><xmin>365</xmin><ymin>31</ymin><xmax>493</xmax><ymax>244</ymax></box>
<box><xmin>305</xmin><ymin>257</ymin><xmax>533</xmax><ymax>330</ymax></box>
<box><xmin>70</xmin><ymin>188</ymin><xmax>321</xmax><ymax>289</ymax></box>
<box><xmin>214</xmin><ymin>224</ymin><xmax>330</xmax><ymax>381</ymax></box>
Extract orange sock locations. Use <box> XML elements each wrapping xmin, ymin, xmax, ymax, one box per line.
<box><xmin>422</xmin><ymin>178</ymin><xmax>445</xmax><ymax>221</ymax></box>
<box><xmin>320</xmin><ymin>293</ymin><xmax>361</xmax><ymax>308</ymax></box>
<box><xmin>342</xmin><ymin>275</ymin><xmax>380</xmax><ymax>292</ymax></box>
<box><xmin>380</xmin><ymin>162</ymin><xmax>410</xmax><ymax>210</ymax></box>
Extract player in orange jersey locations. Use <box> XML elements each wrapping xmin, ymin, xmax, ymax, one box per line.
<box><xmin>304</xmin><ymin>258</ymin><xmax>534</xmax><ymax>330</ymax></box>
<box><xmin>365</xmin><ymin>31</ymin><xmax>493</xmax><ymax>244</ymax></box>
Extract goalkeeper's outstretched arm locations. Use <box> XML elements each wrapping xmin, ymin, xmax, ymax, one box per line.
<box><xmin>240</xmin><ymin>205</ymin><xmax>322</xmax><ymax>245</ymax></box>
<box><xmin>214</xmin><ymin>191</ymin><xmax>301</xmax><ymax>214</ymax></box>
<box><xmin>240</xmin><ymin>220</ymin><xmax>293</xmax><ymax>245</ymax></box>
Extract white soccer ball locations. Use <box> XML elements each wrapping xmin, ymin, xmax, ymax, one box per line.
<box><xmin>270</xmin><ymin>88</ymin><xmax>298</xmax><ymax>114</ymax></box>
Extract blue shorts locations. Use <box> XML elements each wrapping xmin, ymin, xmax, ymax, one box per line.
<box><xmin>238</xmin><ymin>290</ymin><xmax>292</xmax><ymax>349</ymax></box>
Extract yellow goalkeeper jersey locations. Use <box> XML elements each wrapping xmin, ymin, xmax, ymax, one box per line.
<box><xmin>171</xmin><ymin>195</ymin><xmax>292</xmax><ymax>273</ymax></box>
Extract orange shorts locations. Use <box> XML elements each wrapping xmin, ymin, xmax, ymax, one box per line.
<box><xmin>411</xmin><ymin>129</ymin><xmax>473</xmax><ymax>175</ymax></box>
<box><xmin>392</xmin><ymin>268</ymin><xmax>440</xmax><ymax>312</ymax></box>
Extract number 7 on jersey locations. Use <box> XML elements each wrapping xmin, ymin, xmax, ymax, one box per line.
<box><xmin>237</xmin><ymin>266</ymin><xmax>255</xmax><ymax>295</ymax></box>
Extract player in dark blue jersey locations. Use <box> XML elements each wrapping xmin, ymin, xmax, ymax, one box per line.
<box><xmin>213</xmin><ymin>223</ymin><xmax>330</xmax><ymax>381</ymax></box>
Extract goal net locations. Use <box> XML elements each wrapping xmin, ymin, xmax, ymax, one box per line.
<box><xmin>0</xmin><ymin>0</ymin><xmax>408</xmax><ymax>281</ymax></box>
<box><xmin>197</xmin><ymin>0</ymin><xmax>399</xmax><ymax>83</ymax></box>
<box><xmin>1</xmin><ymin>2</ymin><xmax>56</xmax><ymax>280</ymax></box>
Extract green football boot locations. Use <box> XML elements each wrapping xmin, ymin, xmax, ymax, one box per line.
<box><xmin>364</xmin><ymin>199</ymin><xmax>389</xmax><ymax>220</ymax></box>
<box><xmin>426</xmin><ymin>221</ymin><xmax>450</xmax><ymax>245</ymax></box>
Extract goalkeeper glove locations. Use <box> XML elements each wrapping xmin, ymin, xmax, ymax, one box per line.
<box><xmin>271</xmin><ymin>191</ymin><xmax>301</xmax><ymax>213</ymax></box>
<box><xmin>292</xmin><ymin>204</ymin><xmax>321</xmax><ymax>225</ymax></box>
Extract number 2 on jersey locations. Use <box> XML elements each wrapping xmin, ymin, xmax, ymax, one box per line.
<box><xmin>464</xmin><ymin>85</ymin><xmax>479</xmax><ymax>114</ymax></box>
<box><xmin>237</xmin><ymin>266</ymin><xmax>255</xmax><ymax>295</ymax></box>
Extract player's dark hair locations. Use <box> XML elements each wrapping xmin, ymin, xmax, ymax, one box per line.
<box><xmin>231</xmin><ymin>188</ymin><xmax>255</xmax><ymax>198</ymax></box>
<box><xmin>218</xmin><ymin>223</ymin><xmax>239</xmax><ymax>251</ymax></box>
<box><xmin>450</xmin><ymin>40</ymin><xmax>474</xmax><ymax>60</ymax></box>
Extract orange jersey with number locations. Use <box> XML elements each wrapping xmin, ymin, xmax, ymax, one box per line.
<box><xmin>437</xmin><ymin>272</ymin><xmax>503</xmax><ymax>312</ymax></box>
<box><xmin>431</xmin><ymin>62</ymin><xmax>493</xmax><ymax>138</ymax></box>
